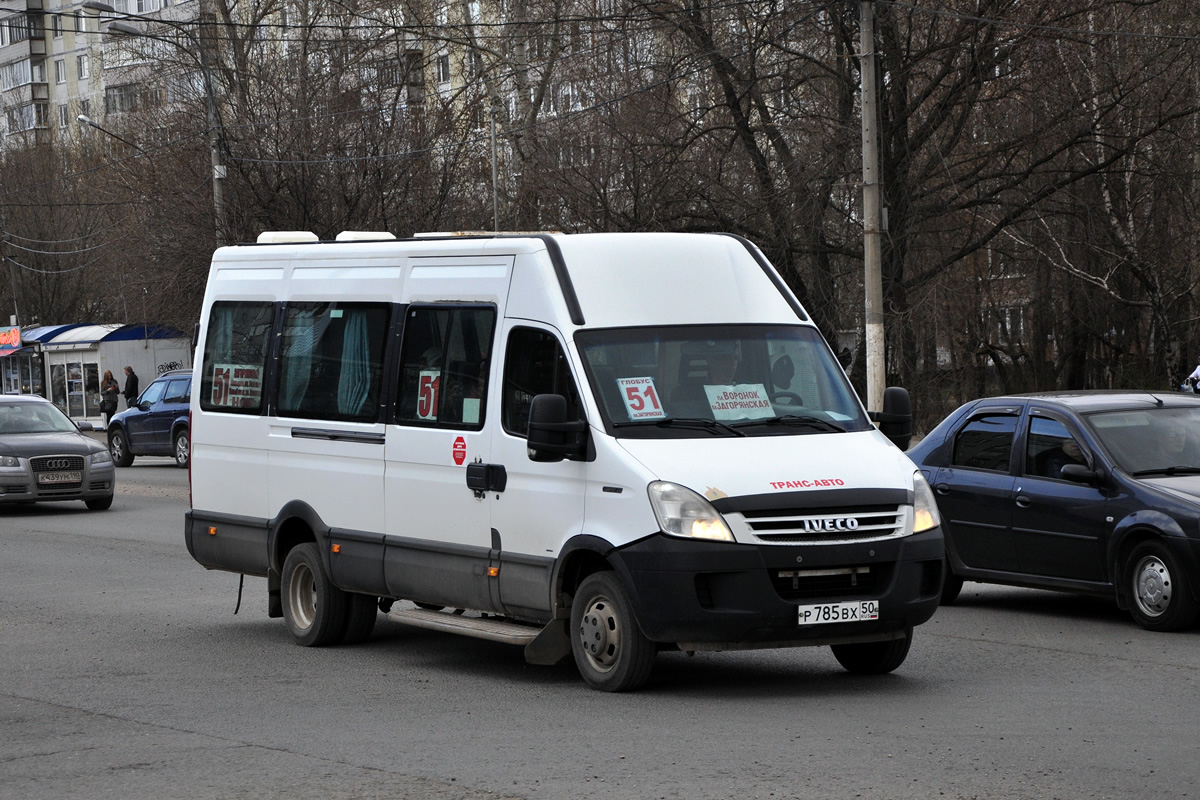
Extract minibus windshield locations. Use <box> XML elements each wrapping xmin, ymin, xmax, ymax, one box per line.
<box><xmin>576</xmin><ymin>325</ymin><xmax>870</xmax><ymax>437</ymax></box>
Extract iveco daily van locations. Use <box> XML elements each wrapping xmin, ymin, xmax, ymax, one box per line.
<box><xmin>185</xmin><ymin>231</ymin><xmax>944</xmax><ymax>691</ymax></box>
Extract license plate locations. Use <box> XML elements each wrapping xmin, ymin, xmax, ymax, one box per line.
<box><xmin>797</xmin><ymin>601</ymin><xmax>879</xmax><ymax>625</ymax></box>
<box><xmin>37</xmin><ymin>471</ymin><xmax>81</xmax><ymax>485</ymax></box>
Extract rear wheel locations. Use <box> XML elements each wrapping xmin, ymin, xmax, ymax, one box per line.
<box><xmin>341</xmin><ymin>593</ymin><xmax>378</xmax><ymax>644</ymax></box>
<box><xmin>109</xmin><ymin>429</ymin><xmax>134</xmax><ymax>467</ymax></box>
<box><xmin>571</xmin><ymin>571</ymin><xmax>656</xmax><ymax>692</ymax></box>
<box><xmin>172</xmin><ymin>429</ymin><xmax>189</xmax><ymax>468</ymax></box>
<box><xmin>831</xmin><ymin>627</ymin><xmax>913</xmax><ymax>674</ymax></box>
<box><xmin>1127</xmin><ymin>541</ymin><xmax>1200</xmax><ymax>631</ymax></box>
<box><xmin>281</xmin><ymin>543</ymin><xmax>348</xmax><ymax>646</ymax></box>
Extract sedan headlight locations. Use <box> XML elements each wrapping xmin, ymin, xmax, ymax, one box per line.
<box><xmin>647</xmin><ymin>481</ymin><xmax>734</xmax><ymax>542</ymax></box>
<box><xmin>90</xmin><ymin>450</ymin><xmax>112</xmax><ymax>465</ymax></box>
<box><xmin>0</xmin><ymin>455</ymin><xmax>20</xmax><ymax>468</ymax></box>
<box><xmin>912</xmin><ymin>470</ymin><xmax>941</xmax><ymax>533</ymax></box>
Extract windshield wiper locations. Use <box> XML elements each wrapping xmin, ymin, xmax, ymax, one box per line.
<box><xmin>1131</xmin><ymin>465</ymin><xmax>1200</xmax><ymax>477</ymax></box>
<box><xmin>731</xmin><ymin>414</ymin><xmax>845</xmax><ymax>432</ymax></box>
<box><xmin>612</xmin><ymin>417</ymin><xmax>746</xmax><ymax>436</ymax></box>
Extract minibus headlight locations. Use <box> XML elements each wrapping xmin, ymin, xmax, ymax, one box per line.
<box><xmin>647</xmin><ymin>481</ymin><xmax>734</xmax><ymax>542</ymax></box>
<box><xmin>912</xmin><ymin>470</ymin><xmax>940</xmax><ymax>534</ymax></box>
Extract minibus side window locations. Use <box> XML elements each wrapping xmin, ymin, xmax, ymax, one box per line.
<box><xmin>501</xmin><ymin>327</ymin><xmax>582</xmax><ymax>437</ymax></box>
<box><xmin>277</xmin><ymin>302</ymin><xmax>390</xmax><ymax>423</ymax></box>
<box><xmin>395</xmin><ymin>305</ymin><xmax>495</xmax><ymax>430</ymax></box>
<box><xmin>198</xmin><ymin>301</ymin><xmax>275</xmax><ymax>414</ymax></box>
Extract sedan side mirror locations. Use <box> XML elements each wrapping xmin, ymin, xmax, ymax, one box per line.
<box><xmin>75</xmin><ymin>420</ymin><xmax>95</xmax><ymax>432</ymax></box>
<box><xmin>1060</xmin><ymin>463</ymin><xmax>1101</xmax><ymax>484</ymax></box>
<box><xmin>527</xmin><ymin>393</ymin><xmax>588</xmax><ymax>462</ymax></box>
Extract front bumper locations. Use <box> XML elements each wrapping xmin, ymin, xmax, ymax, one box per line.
<box><xmin>0</xmin><ymin>461</ymin><xmax>115</xmax><ymax>504</ymax></box>
<box><xmin>611</xmin><ymin>527</ymin><xmax>944</xmax><ymax>647</ymax></box>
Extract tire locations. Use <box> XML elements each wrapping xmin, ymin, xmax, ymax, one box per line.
<box><xmin>109</xmin><ymin>429</ymin><xmax>134</xmax><ymax>467</ymax></box>
<box><xmin>281</xmin><ymin>543</ymin><xmax>348</xmax><ymax>646</ymax></box>
<box><xmin>570</xmin><ymin>571</ymin><xmax>656</xmax><ymax>692</ymax></box>
<box><xmin>172</xmin><ymin>429</ymin><xmax>190</xmax><ymax>468</ymax></box>
<box><xmin>831</xmin><ymin>627</ymin><xmax>913</xmax><ymax>674</ymax></box>
<box><xmin>1126</xmin><ymin>541</ymin><xmax>1200</xmax><ymax>632</ymax></box>
<box><xmin>941</xmin><ymin>559</ymin><xmax>963</xmax><ymax>605</ymax></box>
<box><xmin>85</xmin><ymin>494</ymin><xmax>114</xmax><ymax>511</ymax></box>
<box><xmin>341</xmin><ymin>593</ymin><xmax>378</xmax><ymax>644</ymax></box>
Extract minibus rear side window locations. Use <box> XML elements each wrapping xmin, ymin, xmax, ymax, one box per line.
<box><xmin>396</xmin><ymin>305</ymin><xmax>495</xmax><ymax>430</ymax></box>
<box><xmin>277</xmin><ymin>302</ymin><xmax>390</xmax><ymax>423</ymax></box>
<box><xmin>198</xmin><ymin>301</ymin><xmax>275</xmax><ymax>414</ymax></box>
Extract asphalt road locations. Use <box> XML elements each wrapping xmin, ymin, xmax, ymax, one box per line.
<box><xmin>2</xmin><ymin>463</ymin><xmax>1198</xmax><ymax>800</ymax></box>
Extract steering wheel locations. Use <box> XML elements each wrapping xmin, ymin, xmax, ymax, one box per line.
<box><xmin>769</xmin><ymin>391</ymin><xmax>803</xmax><ymax>406</ymax></box>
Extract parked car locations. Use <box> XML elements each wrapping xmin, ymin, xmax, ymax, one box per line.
<box><xmin>108</xmin><ymin>369</ymin><xmax>192</xmax><ymax>468</ymax></box>
<box><xmin>909</xmin><ymin>391</ymin><xmax>1200</xmax><ymax>631</ymax></box>
<box><xmin>0</xmin><ymin>394</ymin><xmax>115</xmax><ymax>510</ymax></box>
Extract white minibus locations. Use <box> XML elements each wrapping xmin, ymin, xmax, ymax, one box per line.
<box><xmin>185</xmin><ymin>231</ymin><xmax>944</xmax><ymax>691</ymax></box>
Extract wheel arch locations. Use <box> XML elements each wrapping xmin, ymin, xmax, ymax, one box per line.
<box><xmin>552</xmin><ymin>534</ymin><xmax>625</xmax><ymax>612</ymax></box>
<box><xmin>1109</xmin><ymin>512</ymin><xmax>1200</xmax><ymax>608</ymax></box>
<box><xmin>269</xmin><ymin>500</ymin><xmax>331</xmax><ymax>577</ymax></box>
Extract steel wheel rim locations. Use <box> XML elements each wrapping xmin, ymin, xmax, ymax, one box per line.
<box><xmin>578</xmin><ymin>593</ymin><xmax>621</xmax><ymax>673</ymax></box>
<box><xmin>288</xmin><ymin>562</ymin><xmax>317</xmax><ymax>630</ymax></box>
<box><xmin>1133</xmin><ymin>554</ymin><xmax>1172</xmax><ymax>618</ymax></box>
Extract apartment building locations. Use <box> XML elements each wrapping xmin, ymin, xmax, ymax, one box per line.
<box><xmin>0</xmin><ymin>0</ymin><xmax>107</xmax><ymax>145</ymax></box>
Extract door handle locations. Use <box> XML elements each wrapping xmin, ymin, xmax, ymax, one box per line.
<box><xmin>466</xmin><ymin>462</ymin><xmax>507</xmax><ymax>495</ymax></box>
<box><xmin>935</xmin><ymin>484</ymin><xmax>950</xmax><ymax>495</ymax></box>
<box><xmin>1015</xmin><ymin>495</ymin><xmax>1031</xmax><ymax>508</ymax></box>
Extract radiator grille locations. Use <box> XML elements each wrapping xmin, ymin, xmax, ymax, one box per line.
<box><xmin>734</xmin><ymin>504</ymin><xmax>905</xmax><ymax>544</ymax></box>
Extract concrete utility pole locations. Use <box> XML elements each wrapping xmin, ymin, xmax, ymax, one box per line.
<box><xmin>859</xmin><ymin>0</ymin><xmax>885</xmax><ymax>411</ymax></box>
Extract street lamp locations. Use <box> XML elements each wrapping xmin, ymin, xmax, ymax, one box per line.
<box><xmin>77</xmin><ymin>114</ymin><xmax>146</xmax><ymax>154</ymax></box>
<box><xmin>89</xmin><ymin>6</ymin><xmax>227</xmax><ymax>245</ymax></box>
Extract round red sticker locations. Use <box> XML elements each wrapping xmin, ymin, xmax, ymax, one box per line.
<box><xmin>452</xmin><ymin>436</ymin><xmax>467</xmax><ymax>465</ymax></box>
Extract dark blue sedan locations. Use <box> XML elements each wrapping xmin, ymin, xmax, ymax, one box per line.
<box><xmin>107</xmin><ymin>369</ymin><xmax>192</xmax><ymax>468</ymax></box>
<box><xmin>909</xmin><ymin>391</ymin><xmax>1200</xmax><ymax>631</ymax></box>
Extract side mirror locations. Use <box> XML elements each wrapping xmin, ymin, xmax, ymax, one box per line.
<box><xmin>1060</xmin><ymin>463</ymin><xmax>1101</xmax><ymax>484</ymax></box>
<box><xmin>76</xmin><ymin>420</ymin><xmax>95</xmax><ymax>432</ymax></box>
<box><xmin>138</xmin><ymin>401</ymin><xmax>151</xmax><ymax>411</ymax></box>
<box><xmin>869</xmin><ymin>386</ymin><xmax>912</xmax><ymax>450</ymax></box>
<box><xmin>527</xmin><ymin>393</ymin><xmax>588</xmax><ymax>462</ymax></box>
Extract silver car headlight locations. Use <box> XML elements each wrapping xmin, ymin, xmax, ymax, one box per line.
<box><xmin>0</xmin><ymin>455</ymin><xmax>20</xmax><ymax>468</ymax></box>
<box><xmin>913</xmin><ymin>470</ymin><xmax>941</xmax><ymax>533</ymax></box>
<box><xmin>647</xmin><ymin>481</ymin><xmax>734</xmax><ymax>542</ymax></box>
<box><xmin>90</xmin><ymin>450</ymin><xmax>112</xmax><ymax>465</ymax></box>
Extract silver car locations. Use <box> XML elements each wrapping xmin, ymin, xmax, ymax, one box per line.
<box><xmin>0</xmin><ymin>395</ymin><xmax>115</xmax><ymax>510</ymax></box>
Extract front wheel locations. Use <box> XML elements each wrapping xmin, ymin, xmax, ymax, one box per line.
<box><xmin>85</xmin><ymin>494</ymin><xmax>114</xmax><ymax>511</ymax></box>
<box><xmin>1127</xmin><ymin>541</ymin><xmax>1199</xmax><ymax>631</ymax></box>
<box><xmin>941</xmin><ymin>559</ymin><xmax>963</xmax><ymax>605</ymax></box>
<box><xmin>281</xmin><ymin>543</ymin><xmax>348</xmax><ymax>646</ymax></box>
<box><xmin>571</xmin><ymin>571</ymin><xmax>656</xmax><ymax>692</ymax></box>
<box><xmin>831</xmin><ymin>627</ymin><xmax>913</xmax><ymax>674</ymax></box>
<box><xmin>109</xmin><ymin>429</ymin><xmax>134</xmax><ymax>467</ymax></box>
<box><xmin>172</xmin><ymin>429</ymin><xmax>189</xmax><ymax>468</ymax></box>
